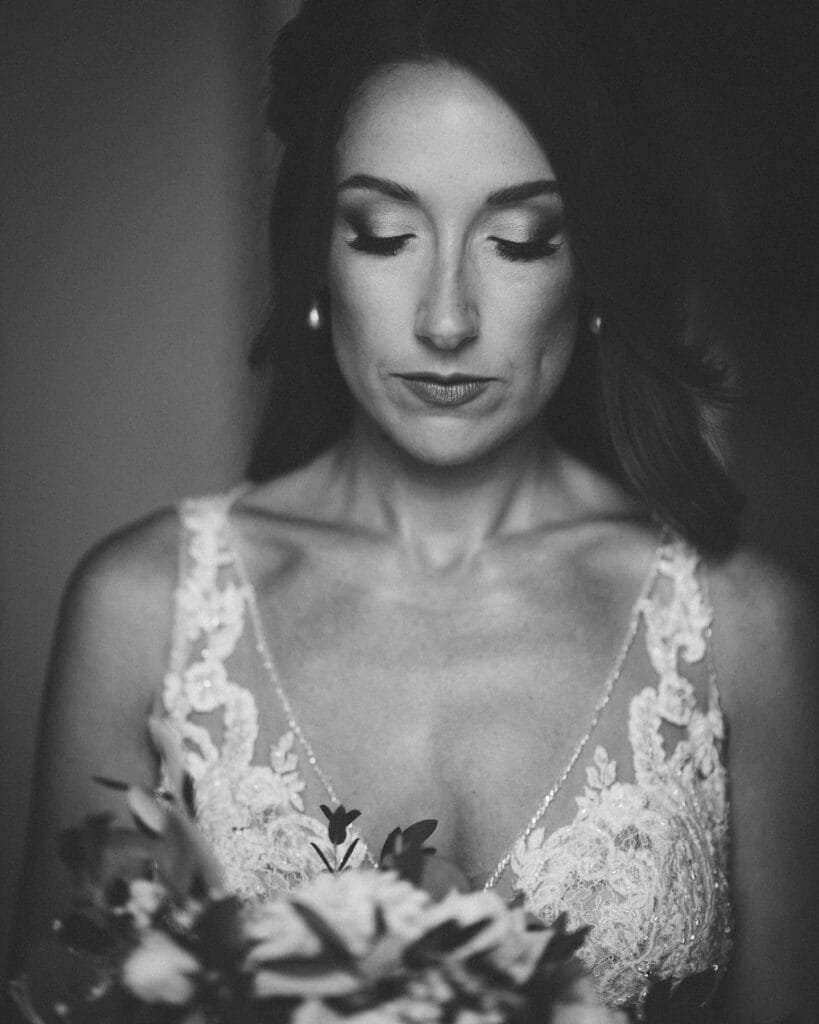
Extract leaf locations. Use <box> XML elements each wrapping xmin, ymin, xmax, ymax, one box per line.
<box><xmin>643</xmin><ymin>968</ymin><xmax>722</xmax><ymax>1024</ymax></box>
<box><xmin>155</xmin><ymin>804</ymin><xmax>224</xmax><ymax>897</ymax></box>
<box><xmin>92</xmin><ymin>775</ymin><xmax>129</xmax><ymax>792</ymax></box>
<box><xmin>379</xmin><ymin>821</ymin><xmax>437</xmax><ymax>878</ymax></box>
<box><xmin>189</xmin><ymin>872</ymin><xmax>208</xmax><ymax>901</ymax></box>
<box><xmin>104</xmin><ymin>877</ymin><xmax>130</xmax><ymax>908</ymax></box>
<box><xmin>309</xmin><ymin>842</ymin><xmax>335</xmax><ymax>874</ymax></box>
<box><xmin>540</xmin><ymin>922</ymin><xmax>590</xmax><ymax>965</ymax></box>
<box><xmin>400</xmin><ymin>819</ymin><xmax>438</xmax><ymax>848</ymax></box>
<box><xmin>387</xmin><ymin>847</ymin><xmax>428</xmax><ymax>885</ymax></box>
<box><xmin>126</xmin><ymin>786</ymin><xmax>167</xmax><ymax>836</ymax></box>
<box><xmin>379</xmin><ymin>827</ymin><xmax>401</xmax><ymax>866</ymax></box>
<box><xmin>250</xmin><ymin>953</ymin><xmax>355</xmax><ymax>973</ymax></box>
<box><xmin>182</xmin><ymin>773</ymin><xmax>197</xmax><ymax>818</ymax></box>
<box><xmin>523</xmin><ymin>956</ymin><xmax>589</xmax><ymax>1018</ymax></box>
<box><xmin>9</xmin><ymin>976</ymin><xmax>49</xmax><ymax>1024</ymax></box>
<box><xmin>668</xmin><ymin>968</ymin><xmax>721</xmax><ymax>1010</ymax></box>
<box><xmin>290</xmin><ymin>901</ymin><xmax>354</xmax><ymax>964</ymax></box>
<box><xmin>147</xmin><ymin>711</ymin><xmax>189</xmax><ymax>803</ymax></box>
<box><xmin>642</xmin><ymin>978</ymin><xmax>673</xmax><ymax>1023</ymax></box>
<box><xmin>404</xmin><ymin>917</ymin><xmax>492</xmax><ymax>966</ymax></box>
<box><xmin>57</xmin><ymin>813</ymin><xmax>115</xmax><ymax>879</ymax></box>
<box><xmin>253</xmin><ymin>965</ymin><xmax>360</xmax><ymax>999</ymax></box>
<box><xmin>97</xmin><ymin>826</ymin><xmax>159</xmax><ymax>890</ymax></box>
<box><xmin>338</xmin><ymin>837</ymin><xmax>360</xmax><ymax>871</ymax></box>
<box><xmin>194</xmin><ymin>896</ymin><xmax>247</xmax><ymax>970</ymax></box>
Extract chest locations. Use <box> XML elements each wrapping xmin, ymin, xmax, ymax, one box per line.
<box><xmin>165</xmin><ymin>506</ymin><xmax>733</xmax><ymax>1010</ymax></box>
<box><xmin>238</xmin><ymin>556</ymin><xmax>652</xmax><ymax>878</ymax></box>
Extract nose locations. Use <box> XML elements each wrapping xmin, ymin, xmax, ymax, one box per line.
<box><xmin>414</xmin><ymin>249</ymin><xmax>479</xmax><ymax>351</ymax></box>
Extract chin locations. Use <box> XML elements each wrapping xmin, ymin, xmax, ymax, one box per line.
<box><xmin>388</xmin><ymin>420</ymin><xmax>522</xmax><ymax>469</ymax></box>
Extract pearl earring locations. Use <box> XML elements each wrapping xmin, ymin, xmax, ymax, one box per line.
<box><xmin>307</xmin><ymin>298</ymin><xmax>324</xmax><ymax>331</ymax></box>
<box><xmin>589</xmin><ymin>313</ymin><xmax>603</xmax><ymax>336</ymax></box>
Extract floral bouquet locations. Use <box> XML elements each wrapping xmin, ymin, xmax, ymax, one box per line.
<box><xmin>11</xmin><ymin>771</ymin><xmax>609</xmax><ymax>1024</ymax></box>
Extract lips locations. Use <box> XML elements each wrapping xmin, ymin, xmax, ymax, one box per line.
<box><xmin>394</xmin><ymin>373</ymin><xmax>493</xmax><ymax>408</ymax></box>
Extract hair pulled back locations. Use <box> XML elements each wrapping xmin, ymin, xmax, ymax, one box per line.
<box><xmin>248</xmin><ymin>0</ymin><xmax>743</xmax><ymax>555</ymax></box>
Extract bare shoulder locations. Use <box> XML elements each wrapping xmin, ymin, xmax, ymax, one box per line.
<box><xmin>57</xmin><ymin>506</ymin><xmax>181</xmax><ymax>687</ymax></box>
<box><xmin>65</xmin><ymin>504</ymin><xmax>180</xmax><ymax>612</ymax></box>
<box><xmin>706</xmin><ymin>544</ymin><xmax>819</xmax><ymax>1020</ymax></box>
<box><xmin>706</xmin><ymin>543</ymin><xmax>819</xmax><ymax>716</ymax></box>
<box><xmin>42</xmin><ymin>505</ymin><xmax>182</xmax><ymax>791</ymax></box>
<box><xmin>537</xmin><ymin>451</ymin><xmax>662</xmax><ymax>583</ymax></box>
<box><xmin>15</xmin><ymin>507</ymin><xmax>186</xmax><ymax>956</ymax></box>
<box><xmin>565</xmin><ymin>508</ymin><xmax>664</xmax><ymax>593</ymax></box>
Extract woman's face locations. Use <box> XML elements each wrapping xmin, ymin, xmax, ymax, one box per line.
<box><xmin>327</xmin><ymin>61</ymin><xmax>579</xmax><ymax>466</ymax></box>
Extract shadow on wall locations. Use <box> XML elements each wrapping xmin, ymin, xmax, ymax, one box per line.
<box><xmin>605</xmin><ymin>1</ymin><xmax>818</xmax><ymax>587</ymax></box>
<box><xmin>0</xmin><ymin>0</ymin><xmax>289</xmax><ymax>984</ymax></box>
<box><xmin>673</xmin><ymin>2</ymin><xmax>819</xmax><ymax>588</ymax></box>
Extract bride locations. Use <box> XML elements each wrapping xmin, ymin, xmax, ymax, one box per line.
<box><xmin>15</xmin><ymin>1</ymin><xmax>818</xmax><ymax>1020</ymax></box>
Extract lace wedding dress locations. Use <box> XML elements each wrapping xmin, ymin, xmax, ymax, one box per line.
<box><xmin>159</xmin><ymin>493</ymin><xmax>732</xmax><ymax>1014</ymax></box>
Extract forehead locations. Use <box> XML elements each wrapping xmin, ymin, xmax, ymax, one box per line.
<box><xmin>335</xmin><ymin>61</ymin><xmax>555</xmax><ymax>198</ymax></box>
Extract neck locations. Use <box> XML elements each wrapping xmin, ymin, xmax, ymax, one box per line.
<box><xmin>328</xmin><ymin>412</ymin><xmax>572</xmax><ymax>571</ymax></box>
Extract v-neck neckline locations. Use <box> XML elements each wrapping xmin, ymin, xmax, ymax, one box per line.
<box><xmin>221</xmin><ymin>485</ymin><xmax>666</xmax><ymax>885</ymax></box>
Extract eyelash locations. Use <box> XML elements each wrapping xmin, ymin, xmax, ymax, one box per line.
<box><xmin>347</xmin><ymin>231</ymin><xmax>561</xmax><ymax>262</ymax></box>
<box><xmin>348</xmin><ymin>233</ymin><xmax>414</xmax><ymax>257</ymax></box>
<box><xmin>490</xmin><ymin>236</ymin><xmax>562</xmax><ymax>262</ymax></box>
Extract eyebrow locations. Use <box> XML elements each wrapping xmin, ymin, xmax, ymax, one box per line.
<box><xmin>485</xmin><ymin>180</ymin><xmax>560</xmax><ymax>206</ymax></box>
<box><xmin>336</xmin><ymin>174</ymin><xmax>561</xmax><ymax>206</ymax></box>
<box><xmin>337</xmin><ymin>174</ymin><xmax>416</xmax><ymax>202</ymax></box>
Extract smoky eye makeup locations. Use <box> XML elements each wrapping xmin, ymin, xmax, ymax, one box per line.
<box><xmin>491</xmin><ymin>234</ymin><xmax>562</xmax><ymax>261</ymax></box>
<box><xmin>336</xmin><ymin>204</ymin><xmax>418</xmax><ymax>256</ymax></box>
<box><xmin>485</xmin><ymin>209</ymin><xmax>566</xmax><ymax>262</ymax></box>
<box><xmin>336</xmin><ymin>197</ymin><xmax>418</xmax><ymax>234</ymax></box>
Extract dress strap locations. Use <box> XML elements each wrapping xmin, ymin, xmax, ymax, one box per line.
<box><xmin>629</xmin><ymin>536</ymin><xmax>728</xmax><ymax>793</ymax></box>
<box><xmin>166</xmin><ymin>490</ymin><xmax>246</xmax><ymax>677</ymax></box>
<box><xmin>637</xmin><ymin>536</ymin><xmax>714</xmax><ymax>727</ymax></box>
<box><xmin>483</xmin><ymin>529</ymin><xmax>666</xmax><ymax>889</ymax></box>
<box><xmin>697</xmin><ymin>557</ymin><xmax>724</xmax><ymax>713</ymax></box>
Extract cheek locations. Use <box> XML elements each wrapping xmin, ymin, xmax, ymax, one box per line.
<box><xmin>327</xmin><ymin>248</ymin><xmax>408</xmax><ymax>368</ymax></box>
<box><xmin>503</xmin><ymin>264</ymin><xmax>580</xmax><ymax>379</ymax></box>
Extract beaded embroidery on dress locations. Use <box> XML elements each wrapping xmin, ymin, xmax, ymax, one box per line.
<box><xmin>161</xmin><ymin>494</ymin><xmax>367</xmax><ymax>900</ymax></box>
<box><xmin>510</xmin><ymin>543</ymin><xmax>732</xmax><ymax>1008</ymax></box>
<box><xmin>160</xmin><ymin>494</ymin><xmax>732</xmax><ymax>1014</ymax></box>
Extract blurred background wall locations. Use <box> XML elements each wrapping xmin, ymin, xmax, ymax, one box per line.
<box><xmin>0</xmin><ymin>0</ymin><xmax>293</xmax><ymax>976</ymax></box>
<box><xmin>1</xmin><ymin>0</ymin><xmax>815</xmax><ymax>990</ymax></box>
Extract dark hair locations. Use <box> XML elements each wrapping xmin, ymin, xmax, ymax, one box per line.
<box><xmin>248</xmin><ymin>0</ymin><xmax>743</xmax><ymax>555</ymax></box>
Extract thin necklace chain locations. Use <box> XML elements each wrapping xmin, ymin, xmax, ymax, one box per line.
<box><xmin>226</xmin><ymin>512</ymin><xmax>666</xmax><ymax>886</ymax></box>
<box><xmin>227</xmin><ymin>524</ymin><xmax>380</xmax><ymax>868</ymax></box>
<box><xmin>481</xmin><ymin>547</ymin><xmax>658</xmax><ymax>888</ymax></box>
<box><xmin>228</xmin><ymin>526</ymin><xmax>380</xmax><ymax>868</ymax></box>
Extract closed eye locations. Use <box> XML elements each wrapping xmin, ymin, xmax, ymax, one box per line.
<box><xmin>348</xmin><ymin>232</ymin><xmax>415</xmax><ymax>257</ymax></box>
<box><xmin>490</xmin><ymin>236</ymin><xmax>562</xmax><ymax>262</ymax></box>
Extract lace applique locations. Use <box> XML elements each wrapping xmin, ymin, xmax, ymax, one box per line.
<box><xmin>510</xmin><ymin>539</ymin><xmax>731</xmax><ymax>1013</ymax></box>
<box><xmin>641</xmin><ymin>542</ymin><xmax>710</xmax><ymax>728</ymax></box>
<box><xmin>161</xmin><ymin>502</ymin><xmax>730</xmax><ymax>1015</ymax></box>
<box><xmin>161</xmin><ymin>497</ymin><xmax>364</xmax><ymax>901</ymax></box>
